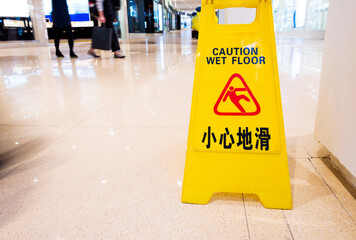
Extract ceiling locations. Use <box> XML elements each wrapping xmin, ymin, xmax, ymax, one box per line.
<box><xmin>170</xmin><ymin>0</ymin><xmax>202</xmax><ymax>13</ymax></box>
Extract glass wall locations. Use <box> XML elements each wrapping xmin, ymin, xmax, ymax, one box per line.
<box><xmin>153</xmin><ymin>0</ymin><xmax>163</xmax><ymax>32</ymax></box>
<box><xmin>163</xmin><ymin>1</ymin><xmax>170</xmax><ymax>32</ymax></box>
<box><xmin>168</xmin><ymin>12</ymin><xmax>172</xmax><ymax>30</ymax></box>
<box><xmin>128</xmin><ymin>0</ymin><xmax>141</xmax><ymax>32</ymax></box>
<box><xmin>180</xmin><ymin>14</ymin><xmax>191</xmax><ymax>29</ymax></box>
<box><xmin>126</xmin><ymin>0</ymin><xmax>185</xmax><ymax>33</ymax></box>
<box><xmin>172</xmin><ymin>13</ymin><xmax>176</xmax><ymax>30</ymax></box>
<box><xmin>0</xmin><ymin>0</ymin><xmax>35</xmax><ymax>41</ymax></box>
<box><xmin>305</xmin><ymin>0</ymin><xmax>329</xmax><ymax>30</ymax></box>
<box><xmin>127</xmin><ymin>0</ymin><xmax>156</xmax><ymax>33</ymax></box>
<box><xmin>272</xmin><ymin>0</ymin><xmax>329</xmax><ymax>32</ymax></box>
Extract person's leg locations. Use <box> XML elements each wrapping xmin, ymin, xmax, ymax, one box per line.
<box><xmin>65</xmin><ymin>25</ymin><xmax>77</xmax><ymax>58</ymax></box>
<box><xmin>108</xmin><ymin>23</ymin><xmax>125</xmax><ymax>58</ymax></box>
<box><xmin>87</xmin><ymin>20</ymin><xmax>100</xmax><ymax>58</ymax></box>
<box><xmin>53</xmin><ymin>26</ymin><xmax>64</xmax><ymax>57</ymax></box>
<box><xmin>111</xmin><ymin>28</ymin><xmax>120</xmax><ymax>52</ymax></box>
<box><xmin>88</xmin><ymin>47</ymin><xmax>100</xmax><ymax>58</ymax></box>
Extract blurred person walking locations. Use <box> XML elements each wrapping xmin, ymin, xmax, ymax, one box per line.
<box><xmin>89</xmin><ymin>1</ymin><xmax>99</xmax><ymax>27</ymax></box>
<box><xmin>88</xmin><ymin>0</ymin><xmax>125</xmax><ymax>58</ymax></box>
<box><xmin>51</xmin><ymin>0</ymin><xmax>78</xmax><ymax>58</ymax></box>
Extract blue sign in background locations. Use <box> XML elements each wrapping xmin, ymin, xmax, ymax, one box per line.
<box><xmin>45</xmin><ymin>13</ymin><xmax>90</xmax><ymax>22</ymax></box>
<box><xmin>44</xmin><ymin>0</ymin><xmax>91</xmax><ymax>22</ymax></box>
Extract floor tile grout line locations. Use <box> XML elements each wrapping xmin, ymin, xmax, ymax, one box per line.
<box><xmin>0</xmin><ymin>124</ymin><xmax>73</xmax><ymax>128</ymax></box>
<box><xmin>303</xmin><ymin>147</ymin><xmax>356</xmax><ymax>199</ymax></box>
<box><xmin>70</xmin><ymin>107</ymin><xmax>105</xmax><ymax>129</ymax></box>
<box><xmin>313</xmin><ymin>157</ymin><xmax>356</xmax><ymax>199</ymax></box>
<box><xmin>0</xmin><ymin>124</ymin><xmax>189</xmax><ymax>130</ymax></box>
<box><xmin>242</xmin><ymin>194</ymin><xmax>251</xmax><ymax>240</ymax></box>
<box><xmin>0</xmin><ymin>104</ymin><xmax>109</xmax><ymax>179</ymax></box>
<box><xmin>282</xmin><ymin>210</ymin><xmax>295</xmax><ymax>240</ymax></box>
<box><xmin>0</xmin><ymin>126</ymin><xmax>73</xmax><ymax>179</ymax></box>
<box><xmin>303</xmin><ymin>146</ymin><xmax>313</xmax><ymax>159</ymax></box>
<box><xmin>67</xmin><ymin>126</ymin><xmax>189</xmax><ymax>130</ymax></box>
<box><xmin>308</xmin><ymin>157</ymin><xmax>356</xmax><ymax>226</ymax></box>
<box><xmin>0</xmin><ymin>122</ymin><xmax>189</xmax><ymax>175</ymax></box>
<box><xmin>0</xmin><ymin>86</ymin><xmax>127</xmax><ymax>129</ymax></box>
<box><xmin>0</xmin><ymin>102</ymin><xmax>110</xmax><ymax>179</ymax></box>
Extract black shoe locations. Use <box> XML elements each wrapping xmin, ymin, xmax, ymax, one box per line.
<box><xmin>114</xmin><ymin>53</ymin><xmax>125</xmax><ymax>58</ymax></box>
<box><xmin>70</xmin><ymin>52</ymin><xmax>78</xmax><ymax>58</ymax></box>
<box><xmin>56</xmin><ymin>50</ymin><xmax>64</xmax><ymax>58</ymax></box>
<box><xmin>87</xmin><ymin>50</ymin><xmax>100</xmax><ymax>58</ymax></box>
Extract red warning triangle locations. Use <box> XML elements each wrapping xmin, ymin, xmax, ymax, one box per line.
<box><xmin>214</xmin><ymin>73</ymin><xmax>261</xmax><ymax>116</ymax></box>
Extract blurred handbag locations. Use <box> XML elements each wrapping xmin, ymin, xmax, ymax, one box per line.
<box><xmin>91</xmin><ymin>25</ymin><xmax>112</xmax><ymax>50</ymax></box>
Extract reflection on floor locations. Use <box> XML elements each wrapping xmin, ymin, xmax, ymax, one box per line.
<box><xmin>0</xmin><ymin>30</ymin><xmax>355</xmax><ymax>239</ymax></box>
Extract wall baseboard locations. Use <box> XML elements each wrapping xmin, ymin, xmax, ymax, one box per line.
<box><xmin>328</xmin><ymin>154</ymin><xmax>356</xmax><ymax>189</ymax></box>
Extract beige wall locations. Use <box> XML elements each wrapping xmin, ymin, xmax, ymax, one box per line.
<box><xmin>315</xmin><ymin>0</ymin><xmax>356</xmax><ymax>181</ymax></box>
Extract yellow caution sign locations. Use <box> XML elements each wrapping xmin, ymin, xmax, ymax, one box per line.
<box><xmin>182</xmin><ymin>0</ymin><xmax>292</xmax><ymax>209</ymax></box>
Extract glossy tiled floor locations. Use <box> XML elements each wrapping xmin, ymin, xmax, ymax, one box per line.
<box><xmin>0</xmin><ymin>30</ymin><xmax>355</xmax><ymax>239</ymax></box>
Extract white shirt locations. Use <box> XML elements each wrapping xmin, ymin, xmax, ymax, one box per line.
<box><xmin>96</xmin><ymin>0</ymin><xmax>104</xmax><ymax>11</ymax></box>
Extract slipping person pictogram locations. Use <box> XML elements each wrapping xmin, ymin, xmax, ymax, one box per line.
<box><xmin>223</xmin><ymin>86</ymin><xmax>251</xmax><ymax>114</ymax></box>
<box><xmin>214</xmin><ymin>73</ymin><xmax>261</xmax><ymax>116</ymax></box>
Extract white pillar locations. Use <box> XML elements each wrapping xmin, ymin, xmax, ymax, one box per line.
<box><xmin>315</xmin><ymin>0</ymin><xmax>356</xmax><ymax>185</ymax></box>
<box><xmin>118</xmin><ymin>0</ymin><xmax>130</xmax><ymax>39</ymax></box>
<box><xmin>31</xmin><ymin>0</ymin><xmax>49</xmax><ymax>46</ymax></box>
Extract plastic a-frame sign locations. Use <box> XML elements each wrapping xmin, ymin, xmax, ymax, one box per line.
<box><xmin>182</xmin><ymin>0</ymin><xmax>292</xmax><ymax>209</ymax></box>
